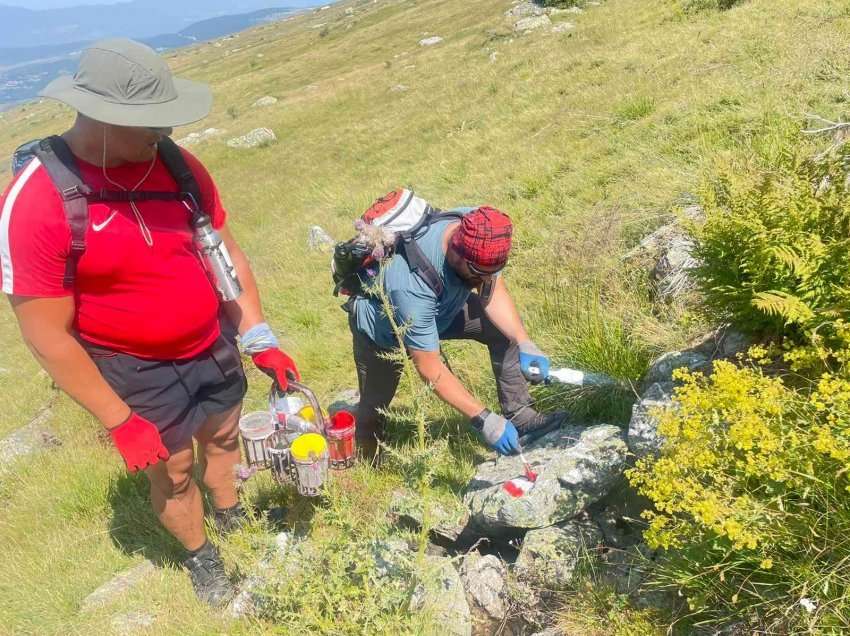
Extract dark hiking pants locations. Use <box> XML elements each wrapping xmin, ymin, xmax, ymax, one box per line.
<box><xmin>349</xmin><ymin>293</ymin><xmax>533</xmax><ymax>442</ymax></box>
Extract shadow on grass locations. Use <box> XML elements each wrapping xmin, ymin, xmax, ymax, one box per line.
<box><xmin>106</xmin><ymin>472</ymin><xmax>184</xmax><ymax>567</ymax></box>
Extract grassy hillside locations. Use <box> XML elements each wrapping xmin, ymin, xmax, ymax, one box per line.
<box><xmin>1</xmin><ymin>0</ymin><xmax>849</xmax><ymax>633</ymax></box>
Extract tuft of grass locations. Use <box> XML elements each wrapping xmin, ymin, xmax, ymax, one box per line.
<box><xmin>615</xmin><ymin>96</ymin><xmax>656</xmax><ymax>123</ymax></box>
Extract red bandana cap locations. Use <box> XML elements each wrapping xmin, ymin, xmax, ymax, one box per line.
<box><xmin>450</xmin><ymin>206</ymin><xmax>513</xmax><ymax>270</ymax></box>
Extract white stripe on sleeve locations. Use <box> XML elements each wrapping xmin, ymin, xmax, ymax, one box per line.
<box><xmin>1</xmin><ymin>158</ymin><xmax>42</xmax><ymax>294</ymax></box>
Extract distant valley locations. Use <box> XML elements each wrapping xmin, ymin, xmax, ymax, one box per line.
<box><xmin>0</xmin><ymin>1</ymin><xmax>324</xmax><ymax>109</ymax></box>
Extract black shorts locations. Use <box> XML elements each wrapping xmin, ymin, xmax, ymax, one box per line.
<box><xmin>86</xmin><ymin>334</ymin><xmax>248</xmax><ymax>453</ymax></box>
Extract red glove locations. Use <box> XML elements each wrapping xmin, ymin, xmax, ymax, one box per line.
<box><xmin>252</xmin><ymin>347</ymin><xmax>301</xmax><ymax>391</ymax></box>
<box><xmin>109</xmin><ymin>413</ymin><xmax>170</xmax><ymax>473</ymax></box>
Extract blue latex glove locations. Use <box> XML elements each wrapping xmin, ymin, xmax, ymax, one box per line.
<box><xmin>519</xmin><ymin>340</ymin><xmax>550</xmax><ymax>384</ymax></box>
<box><xmin>471</xmin><ymin>409</ymin><xmax>520</xmax><ymax>456</ymax></box>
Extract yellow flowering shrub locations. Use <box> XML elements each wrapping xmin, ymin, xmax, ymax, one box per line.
<box><xmin>627</xmin><ymin>348</ymin><xmax>850</xmax><ymax>628</ymax></box>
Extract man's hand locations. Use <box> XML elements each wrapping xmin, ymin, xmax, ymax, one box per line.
<box><xmin>252</xmin><ymin>347</ymin><xmax>301</xmax><ymax>391</ymax></box>
<box><xmin>519</xmin><ymin>340</ymin><xmax>550</xmax><ymax>384</ymax></box>
<box><xmin>471</xmin><ymin>409</ymin><xmax>520</xmax><ymax>456</ymax></box>
<box><xmin>109</xmin><ymin>413</ymin><xmax>170</xmax><ymax>473</ymax></box>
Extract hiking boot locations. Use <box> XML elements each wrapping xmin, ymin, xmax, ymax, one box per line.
<box><xmin>508</xmin><ymin>408</ymin><xmax>568</xmax><ymax>445</ymax></box>
<box><xmin>183</xmin><ymin>541</ymin><xmax>235</xmax><ymax>607</ymax></box>
<box><xmin>213</xmin><ymin>502</ymin><xmax>248</xmax><ymax>536</ymax></box>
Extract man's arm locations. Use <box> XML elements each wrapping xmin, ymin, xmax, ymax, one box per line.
<box><xmin>408</xmin><ymin>349</ymin><xmax>484</xmax><ymax>418</ymax></box>
<box><xmin>9</xmin><ymin>295</ymin><xmax>130</xmax><ymax>428</ymax></box>
<box><xmin>481</xmin><ymin>276</ymin><xmax>529</xmax><ymax>343</ymax></box>
<box><xmin>482</xmin><ymin>277</ymin><xmax>551</xmax><ymax>382</ymax></box>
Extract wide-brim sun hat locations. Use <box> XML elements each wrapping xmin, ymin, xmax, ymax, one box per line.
<box><xmin>39</xmin><ymin>38</ymin><xmax>212</xmax><ymax>128</ymax></box>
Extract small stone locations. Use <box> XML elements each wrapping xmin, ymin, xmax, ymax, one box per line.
<box><xmin>489</xmin><ymin>51</ymin><xmax>499</xmax><ymax>63</ymax></box>
<box><xmin>227</xmin><ymin>127</ymin><xmax>277</xmax><ymax>149</ymax></box>
<box><xmin>627</xmin><ymin>382</ymin><xmax>674</xmax><ymax>460</ymax></box>
<box><xmin>327</xmin><ymin>389</ymin><xmax>360</xmax><ymax>415</ymax></box>
<box><xmin>308</xmin><ymin>225</ymin><xmax>336</xmax><ymax>252</ymax></box>
<box><xmin>371</xmin><ymin>539</ymin><xmax>413</xmax><ymax>580</ymax></box>
<box><xmin>514</xmin><ymin>15</ymin><xmax>551</xmax><ymax>32</ymax></box>
<box><xmin>252</xmin><ymin>96</ymin><xmax>278</xmax><ymax>107</ymax></box>
<box><xmin>110</xmin><ymin>611</ymin><xmax>155</xmax><ymax>635</ymax></box>
<box><xmin>175</xmin><ymin>127</ymin><xmax>223</xmax><ymax>147</ymax></box>
<box><xmin>275</xmin><ymin>531</ymin><xmax>291</xmax><ymax>556</ymax></box>
<box><xmin>227</xmin><ymin>577</ymin><xmax>262</xmax><ymax>619</ymax></box>
<box><xmin>552</xmin><ymin>22</ymin><xmax>575</xmax><ymax>33</ymax></box>
<box><xmin>459</xmin><ymin>553</ymin><xmax>509</xmax><ymax>625</ymax></box>
<box><xmin>0</xmin><ymin>407</ymin><xmax>57</xmax><ymax>467</ymax></box>
<box><xmin>419</xmin><ymin>36</ymin><xmax>444</xmax><ymax>47</ymax></box>
<box><xmin>81</xmin><ymin>560</ymin><xmax>156</xmax><ymax>611</ymax></box>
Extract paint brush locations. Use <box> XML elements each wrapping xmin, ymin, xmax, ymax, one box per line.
<box><xmin>519</xmin><ymin>450</ymin><xmax>537</xmax><ymax>482</ymax></box>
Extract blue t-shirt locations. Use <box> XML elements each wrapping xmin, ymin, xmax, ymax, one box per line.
<box><xmin>352</xmin><ymin>213</ymin><xmax>473</xmax><ymax>351</ymax></box>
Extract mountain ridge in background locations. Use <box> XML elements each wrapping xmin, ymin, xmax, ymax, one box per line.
<box><xmin>0</xmin><ymin>0</ymin><xmax>322</xmax><ymax>47</ymax></box>
<box><xmin>0</xmin><ymin>2</ymin><xmax>325</xmax><ymax>108</ymax></box>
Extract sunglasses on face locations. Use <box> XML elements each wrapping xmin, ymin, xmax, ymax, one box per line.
<box><xmin>465</xmin><ymin>259</ymin><xmax>504</xmax><ymax>278</ymax></box>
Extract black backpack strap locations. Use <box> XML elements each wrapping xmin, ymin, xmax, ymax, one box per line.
<box><xmin>33</xmin><ymin>136</ymin><xmax>90</xmax><ymax>289</ymax></box>
<box><xmin>156</xmin><ymin>137</ymin><xmax>203</xmax><ymax>217</ymax></box>
<box><xmin>397</xmin><ymin>209</ymin><xmax>466</xmax><ymax>297</ymax></box>
<box><xmin>399</xmin><ymin>239</ymin><xmax>444</xmax><ymax>296</ymax></box>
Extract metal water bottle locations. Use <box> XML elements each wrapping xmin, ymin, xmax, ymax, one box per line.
<box><xmin>192</xmin><ymin>213</ymin><xmax>242</xmax><ymax>301</ymax></box>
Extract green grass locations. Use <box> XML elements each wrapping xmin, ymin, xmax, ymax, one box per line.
<box><xmin>1</xmin><ymin>0</ymin><xmax>849</xmax><ymax>632</ymax></box>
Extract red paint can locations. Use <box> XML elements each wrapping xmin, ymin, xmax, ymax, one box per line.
<box><xmin>327</xmin><ymin>410</ymin><xmax>356</xmax><ymax>469</ymax></box>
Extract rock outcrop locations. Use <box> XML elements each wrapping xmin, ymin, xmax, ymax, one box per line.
<box><xmin>464</xmin><ymin>425</ymin><xmax>627</xmax><ymax>535</ymax></box>
<box><xmin>623</xmin><ymin>204</ymin><xmax>704</xmax><ymax>303</ymax></box>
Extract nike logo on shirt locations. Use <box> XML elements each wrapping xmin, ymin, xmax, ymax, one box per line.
<box><xmin>92</xmin><ymin>211</ymin><xmax>117</xmax><ymax>232</ymax></box>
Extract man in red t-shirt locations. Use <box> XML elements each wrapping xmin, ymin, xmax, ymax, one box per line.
<box><xmin>1</xmin><ymin>39</ymin><xmax>297</xmax><ymax>606</ymax></box>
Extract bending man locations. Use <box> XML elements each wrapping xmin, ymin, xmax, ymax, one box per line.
<box><xmin>348</xmin><ymin>191</ymin><xmax>566</xmax><ymax>458</ymax></box>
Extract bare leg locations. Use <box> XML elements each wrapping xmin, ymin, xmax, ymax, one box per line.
<box><xmin>145</xmin><ymin>446</ymin><xmax>206</xmax><ymax>551</ymax></box>
<box><xmin>195</xmin><ymin>402</ymin><xmax>242</xmax><ymax>510</ymax></box>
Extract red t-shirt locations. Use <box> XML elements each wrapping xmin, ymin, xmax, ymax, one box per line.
<box><xmin>0</xmin><ymin>146</ymin><xmax>227</xmax><ymax>360</ymax></box>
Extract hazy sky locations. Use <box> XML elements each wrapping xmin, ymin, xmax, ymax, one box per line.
<box><xmin>2</xmin><ymin>1</ymin><xmax>125</xmax><ymax>8</ymax></box>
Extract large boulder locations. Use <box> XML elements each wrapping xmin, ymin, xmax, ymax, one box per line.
<box><xmin>515</xmin><ymin>520</ymin><xmax>603</xmax><ymax>590</ymax></box>
<box><xmin>463</xmin><ymin>425</ymin><xmax>627</xmax><ymax>536</ymax></box>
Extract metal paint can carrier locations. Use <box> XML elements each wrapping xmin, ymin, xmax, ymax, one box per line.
<box><xmin>238</xmin><ymin>380</ymin><xmax>356</xmax><ymax>497</ymax></box>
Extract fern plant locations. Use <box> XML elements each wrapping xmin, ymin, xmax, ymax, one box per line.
<box><xmin>692</xmin><ymin>131</ymin><xmax>850</xmax><ymax>341</ymax></box>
